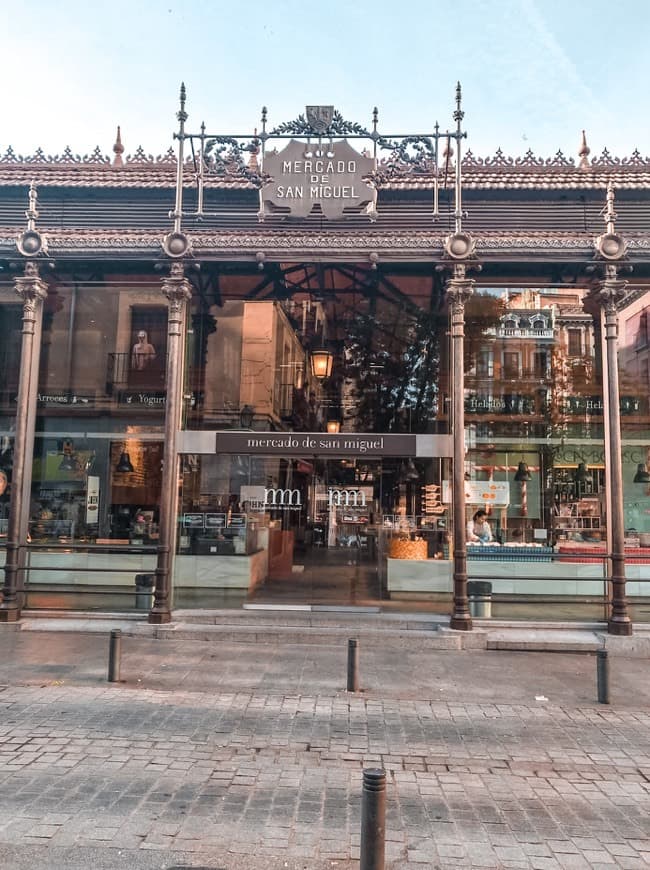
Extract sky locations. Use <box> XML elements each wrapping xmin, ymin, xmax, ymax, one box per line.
<box><xmin>1</xmin><ymin>0</ymin><xmax>648</xmax><ymax>162</ymax></box>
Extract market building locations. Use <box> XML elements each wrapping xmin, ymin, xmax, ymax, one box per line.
<box><xmin>0</xmin><ymin>87</ymin><xmax>649</xmax><ymax>632</ymax></box>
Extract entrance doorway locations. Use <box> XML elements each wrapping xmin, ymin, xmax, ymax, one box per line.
<box><xmin>176</xmin><ymin>448</ymin><xmax>449</xmax><ymax>609</ymax></box>
<box><xmin>253</xmin><ymin>458</ymin><xmax>383</xmax><ymax>606</ymax></box>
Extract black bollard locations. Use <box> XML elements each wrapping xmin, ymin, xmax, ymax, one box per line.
<box><xmin>597</xmin><ymin>648</ymin><xmax>609</xmax><ymax>704</ymax></box>
<box><xmin>108</xmin><ymin>629</ymin><xmax>122</xmax><ymax>683</ymax></box>
<box><xmin>360</xmin><ymin>768</ymin><xmax>386</xmax><ymax>870</ymax></box>
<box><xmin>347</xmin><ymin>638</ymin><xmax>359</xmax><ymax>692</ymax></box>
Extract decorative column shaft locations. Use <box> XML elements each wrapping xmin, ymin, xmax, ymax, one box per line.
<box><xmin>0</xmin><ymin>262</ymin><xmax>48</xmax><ymax>622</ymax></box>
<box><xmin>446</xmin><ymin>264</ymin><xmax>474</xmax><ymax>631</ymax></box>
<box><xmin>594</xmin><ymin>267</ymin><xmax>632</xmax><ymax>635</ymax></box>
<box><xmin>149</xmin><ymin>262</ymin><xmax>192</xmax><ymax>624</ymax></box>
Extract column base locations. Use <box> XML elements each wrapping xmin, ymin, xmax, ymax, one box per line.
<box><xmin>449</xmin><ymin>615</ymin><xmax>473</xmax><ymax>631</ymax></box>
<box><xmin>0</xmin><ymin>607</ymin><xmax>21</xmax><ymax>623</ymax></box>
<box><xmin>148</xmin><ymin>609</ymin><xmax>172</xmax><ymax>625</ymax></box>
<box><xmin>607</xmin><ymin>618</ymin><xmax>633</xmax><ymax>636</ymax></box>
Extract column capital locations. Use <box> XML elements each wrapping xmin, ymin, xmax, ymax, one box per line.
<box><xmin>161</xmin><ymin>261</ymin><xmax>192</xmax><ymax>308</ymax></box>
<box><xmin>445</xmin><ymin>263</ymin><xmax>475</xmax><ymax>310</ymax></box>
<box><xmin>14</xmin><ymin>261</ymin><xmax>48</xmax><ymax>311</ymax></box>
<box><xmin>590</xmin><ymin>264</ymin><xmax>628</xmax><ymax>312</ymax></box>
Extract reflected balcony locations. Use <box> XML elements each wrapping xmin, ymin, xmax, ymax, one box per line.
<box><xmin>105</xmin><ymin>352</ymin><xmax>167</xmax><ymax>395</ymax></box>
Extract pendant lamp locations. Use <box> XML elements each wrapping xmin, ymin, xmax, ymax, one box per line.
<box><xmin>116</xmin><ymin>450</ymin><xmax>134</xmax><ymax>473</ymax></box>
<box><xmin>239</xmin><ymin>404</ymin><xmax>255</xmax><ymax>429</ymax></box>
<box><xmin>574</xmin><ymin>462</ymin><xmax>589</xmax><ymax>483</ymax></box>
<box><xmin>514</xmin><ymin>461</ymin><xmax>531</xmax><ymax>482</ymax></box>
<box><xmin>633</xmin><ymin>463</ymin><xmax>650</xmax><ymax>484</ymax></box>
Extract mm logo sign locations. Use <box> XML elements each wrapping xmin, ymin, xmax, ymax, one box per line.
<box><xmin>327</xmin><ymin>488</ymin><xmax>367</xmax><ymax>508</ymax></box>
<box><xmin>264</xmin><ymin>488</ymin><xmax>301</xmax><ymax>508</ymax></box>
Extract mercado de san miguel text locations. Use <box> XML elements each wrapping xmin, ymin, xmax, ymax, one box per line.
<box><xmin>0</xmin><ymin>85</ymin><xmax>649</xmax><ymax>633</ymax></box>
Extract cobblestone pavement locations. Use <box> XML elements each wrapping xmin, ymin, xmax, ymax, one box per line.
<box><xmin>0</xmin><ymin>631</ymin><xmax>649</xmax><ymax>869</ymax></box>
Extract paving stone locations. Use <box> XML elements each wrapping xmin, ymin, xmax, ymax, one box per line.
<box><xmin>0</xmin><ymin>631</ymin><xmax>649</xmax><ymax>868</ymax></box>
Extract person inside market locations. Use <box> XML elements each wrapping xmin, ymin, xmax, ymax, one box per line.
<box><xmin>467</xmin><ymin>509</ymin><xmax>494</xmax><ymax>544</ymax></box>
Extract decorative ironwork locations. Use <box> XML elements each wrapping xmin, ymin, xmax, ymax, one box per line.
<box><xmin>548</xmin><ymin>149</ymin><xmax>574</xmax><ymax>167</ymax></box>
<box><xmin>202</xmin><ymin>135</ymin><xmax>263</xmax><ymax>184</ymax></box>
<box><xmin>515</xmin><ymin>149</ymin><xmax>547</xmax><ymax>167</ymax></box>
<box><xmin>164</xmin><ymin>85</ymin><xmax>470</xmax><ymax>232</ymax></box>
<box><xmin>621</xmin><ymin>149</ymin><xmax>649</xmax><ymax>166</ymax></box>
<box><xmin>481</xmin><ymin>148</ymin><xmax>514</xmax><ymax>167</ymax></box>
<box><xmin>592</xmin><ymin>148</ymin><xmax>618</xmax><ymax>167</ymax></box>
<box><xmin>3</xmin><ymin>229</ymin><xmax>648</xmax><ymax>257</ymax></box>
<box><xmin>270</xmin><ymin>109</ymin><xmax>373</xmax><ymax>138</ymax></box>
<box><xmin>127</xmin><ymin>146</ymin><xmax>157</xmax><ymax>164</ymax></box>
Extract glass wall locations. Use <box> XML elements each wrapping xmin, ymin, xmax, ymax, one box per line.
<box><xmin>176</xmin><ymin>265</ymin><xmax>449</xmax><ymax>606</ymax></box>
<box><xmin>2</xmin><ymin>267</ymin><xmax>648</xmax><ymax>617</ymax></box>
<box><xmin>619</xmin><ymin>289</ymin><xmax>650</xmax><ymax>561</ymax></box>
<box><xmin>0</xmin><ymin>279</ymin><xmax>166</xmax><ymax>608</ymax></box>
<box><xmin>460</xmin><ymin>286</ymin><xmax>606</xmax><ymax>551</ymax></box>
<box><xmin>175</xmin><ymin>275</ymin><xmax>649</xmax><ymax>617</ymax></box>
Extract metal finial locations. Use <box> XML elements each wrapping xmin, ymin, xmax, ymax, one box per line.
<box><xmin>578</xmin><ymin>130</ymin><xmax>590</xmax><ymax>169</ymax></box>
<box><xmin>17</xmin><ymin>178</ymin><xmax>47</xmax><ymax>256</ymax></box>
<box><xmin>26</xmin><ymin>180</ymin><xmax>39</xmax><ymax>229</ymax></box>
<box><xmin>261</xmin><ymin>106</ymin><xmax>267</xmax><ymax>124</ymax></box>
<box><xmin>604</xmin><ymin>180</ymin><xmax>617</xmax><ymax>234</ymax></box>
<box><xmin>177</xmin><ymin>83</ymin><xmax>188</xmax><ymax>124</ymax></box>
<box><xmin>454</xmin><ymin>81</ymin><xmax>464</xmax><ymax>124</ymax></box>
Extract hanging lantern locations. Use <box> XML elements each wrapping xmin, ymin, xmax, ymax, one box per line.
<box><xmin>574</xmin><ymin>462</ymin><xmax>589</xmax><ymax>483</ymax></box>
<box><xmin>633</xmin><ymin>463</ymin><xmax>650</xmax><ymax>484</ymax></box>
<box><xmin>239</xmin><ymin>404</ymin><xmax>255</xmax><ymax>429</ymax></box>
<box><xmin>326</xmin><ymin>420</ymin><xmax>341</xmax><ymax>434</ymax></box>
<box><xmin>310</xmin><ymin>347</ymin><xmax>333</xmax><ymax>380</ymax></box>
<box><xmin>514</xmin><ymin>461</ymin><xmax>531</xmax><ymax>482</ymax></box>
<box><xmin>115</xmin><ymin>450</ymin><xmax>135</xmax><ymax>473</ymax></box>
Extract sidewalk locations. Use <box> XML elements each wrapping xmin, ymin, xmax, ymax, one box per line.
<box><xmin>11</xmin><ymin>607</ymin><xmax>650</xmax><ymax>656</ymax></box>
<box><xmin>0</xmin><ymin>626</ymin><xmax>649</xmax><ymax>868</ymax></box>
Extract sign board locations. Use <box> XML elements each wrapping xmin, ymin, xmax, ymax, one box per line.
<box><xmin>205</xmin><ymin>513</ymin><xmax>227</xmax><ymax>529</ymax></box>
<box><xmin>262</xmin><ymin>139</ymin><xmax>376</xmax><ymax>219</ymax></box>
<box><xmin>182</xmin><ymin>431</ymin><xmax>453</xmax><ymax>459</ymax></box>
<box><xmin>182</xmin><ymin>513</ymin><xmax>205</xmax><ymax>529</ymax></box>
<box><xmin>85</xmin><ymin>475</ymin><xmax>100</xmax><ymax>525</ymax></box>
<box><xmin>442</xmin><ymin>480</ymin><xmax>510</xmax><ymax>507</ymax></box>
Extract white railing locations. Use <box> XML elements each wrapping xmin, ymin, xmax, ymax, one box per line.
<box><xmin>496</xmin><ymin>328</ymin><xmax>554</xmax><ymax>339</ymax></box>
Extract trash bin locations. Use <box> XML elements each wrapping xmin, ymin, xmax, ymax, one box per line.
<box><xmin>467</xmin><ymin>580</ymin><xmax>492</xmax><ymax>618</ymax></box>
<box><xmin>135</xmin><ymin>573</ymin><xmax>155</xmax><ymax>610</ymax></box>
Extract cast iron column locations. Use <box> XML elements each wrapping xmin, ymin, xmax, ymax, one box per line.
<box><xmin>0</xmin><ymin>262</ymin><xmax>48</xmax><ymax>622</ymax></box>
<box><xmin>447</xmin><ymin>263</ymin><xmax>474</xmax><ymax>631</ymax></box>
<box><xmin>149</xmin><ymin>262</ymin><xmax>191</xmax><ymax>624</ymax></box>
<box><xmin>594</xmin><ymin>266</ymin><xmax>632</xmax><ymax>635</ymax></box>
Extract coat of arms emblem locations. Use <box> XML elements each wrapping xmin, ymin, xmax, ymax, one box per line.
<box><xmin>306</xmin><ymin>105</ymin><xmax>334</xmax><ymax>135</ymax></box>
